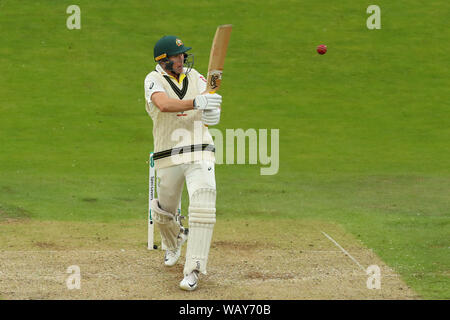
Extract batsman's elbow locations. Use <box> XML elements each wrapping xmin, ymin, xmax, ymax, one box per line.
<box><xmin>151</xmin><ymin>92</ymin><xmax>170</xmax><ymax>112</ymax></box>
<box><xmin>156</xmin><ymin>104</ymin><xmax>170</xmax><ymax>112</ymax></box>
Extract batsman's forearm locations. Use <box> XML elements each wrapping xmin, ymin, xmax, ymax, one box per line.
<box><xmin>157</xmin><ymin>97</ymin><xmax>194</xmax><ymax>113</ymax></box>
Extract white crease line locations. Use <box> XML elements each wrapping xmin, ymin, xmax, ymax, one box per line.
<box><xmin>321</xmin><ymin>231</ymin><xmax>365</xmax><ymax>272</ymax></box>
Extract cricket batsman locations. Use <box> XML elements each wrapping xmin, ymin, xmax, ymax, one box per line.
<box><xmin>144</xmin><ymin>35</ymin><xmax>221</xmax><ymax>291</ymax></box>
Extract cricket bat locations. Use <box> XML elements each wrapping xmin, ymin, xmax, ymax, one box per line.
<box><xmin>206</xmin><ymin>24</ymin><xmax>233</xmax><ymax>94</ymax></box>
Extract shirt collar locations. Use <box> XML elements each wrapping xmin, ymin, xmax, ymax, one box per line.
<box><xmin>156</xmin><ymin>63</ymin><xmax>167</xmax><ymax>75</ymax></box>
<box><xmin>156</xmin><ymin>64</ymin><xmax>186</xmax><ymax>84</ymax></box>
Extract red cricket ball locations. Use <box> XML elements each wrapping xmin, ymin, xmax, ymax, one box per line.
<box><xmin>317</xmin><ymin>44</ymin><xmax>327</xmax><ymax>55</ymax></box>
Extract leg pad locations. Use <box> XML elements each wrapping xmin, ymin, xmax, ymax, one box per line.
<box><xmin>183</xmin><ymin>188</ymin><xmax>216</xmax><ymax>275</ymax></box>
<box><xmin>151</xmin><ymin>199</ymin><xmax>181</xmax><ymax>250</ymax></box>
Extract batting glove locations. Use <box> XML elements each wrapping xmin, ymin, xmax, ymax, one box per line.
<box><xmin>193</xmin><ymin>93</ymin><xmax>222</xmax><ymax>110</ymax></box>
<box><xmin>202</xmin><ymin>108</ymin><xmax>221</xmax><ymax>126</ymax></box>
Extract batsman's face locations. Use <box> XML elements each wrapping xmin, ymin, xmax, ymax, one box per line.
<box><xmin>169</xmin><ymin>53</ymin><xmax>184</xmax><ymax>74</ymax></box>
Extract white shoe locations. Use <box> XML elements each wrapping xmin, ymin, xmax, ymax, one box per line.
<box><xmin>180</xmin><ymin>270</ymin><xmax>199</xmax><ymax>291</ymax></box>
<box><xmin>164</xmin><ymin>229</ymin><xmax>188</xmax><ymax>267</ymax></box>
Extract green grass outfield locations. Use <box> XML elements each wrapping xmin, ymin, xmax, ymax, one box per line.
<box><xmin>0</xmin><ymin>0</ymin><xmax>448</xmax><ymax>299</ymax></box>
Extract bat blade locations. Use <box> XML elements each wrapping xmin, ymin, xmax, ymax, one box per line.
<box><xmin>206</xmin><ymin>24</ymin><xmax>232</xmax><ymax>93</ymax></box>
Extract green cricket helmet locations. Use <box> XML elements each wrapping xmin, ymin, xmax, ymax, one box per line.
<box><xmin>153</xmin><ymin>35</ymin><xmax>192</xmax><ymax>62</ymax></box>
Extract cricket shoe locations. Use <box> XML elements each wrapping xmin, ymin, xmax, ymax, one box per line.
<box><xmin>164</xmin><ymin>228</ymin><xmax>188</xmax><ymax>267</ymax></box>
<box><xmin>179</xmin><ymin>270</ymin><xmax>199</xmax><ymax>291</ymax></box>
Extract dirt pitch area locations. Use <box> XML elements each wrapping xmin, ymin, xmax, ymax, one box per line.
<box><xmin>0</xmin><ymin>218</ymin><xmax>419</xmax><ymax>299</ymax></box>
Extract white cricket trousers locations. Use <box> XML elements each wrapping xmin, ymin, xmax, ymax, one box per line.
<box><xmin>156</xmin><ymin>161</ymin><xmax>216</xmax><ymax>214</ymax></box>
<box><xmin>157</xmin><ymin>160</ymin><xmax>217</xmax><ymax>275</ymax></box>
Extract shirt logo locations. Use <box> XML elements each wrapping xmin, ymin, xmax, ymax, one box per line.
<box><xmin>149</xmin><ymin>82</ymin><xmax>154</xmax><ymax>89</ymax></box>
